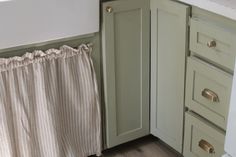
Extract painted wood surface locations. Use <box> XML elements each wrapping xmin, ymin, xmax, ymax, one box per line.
<box><xmin>102</xmin><ymin>0</ymin><xmax>150</xmax><ymax>148</ymax></box>
<box><xmin>184</xmin><ymin>112</ymin><xmax>225</xmax><ymax>157</ymax></box>
<box><xmin>150</xmin><ymin>0</ymin><xmax>190</xmax><ymax>153</ymax></box>
<box><xmin>185</xmin><ymin>57</ymin><xmax>233</xmax><ymax>130</ymax></box>
<box><xmin>190</xmin><ymin>18</ymin><xmax>236</xmax><ymax>71</ymax></box>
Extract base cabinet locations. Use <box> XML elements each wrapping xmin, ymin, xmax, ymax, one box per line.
<box><xmin>183</xmin><ymin>7</ymin><xmax>236</xmax><ymax>157</ymax></box>
<box><xmin>150</xmin><ymin>0</ymin><xmax>190</xmax><ymax>153</ymax></box>
<box><xmin>102</xmin><ymin>0</ymin><xmax>235</xmax><ymax>155</ymax></box>
<box><xmin>102</xmin><ymin>0</ymin><xmax>150</xmax><ymax>148</ymax></box>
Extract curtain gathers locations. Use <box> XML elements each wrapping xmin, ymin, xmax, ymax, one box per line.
<box><xmin>0</xmin><ymin>44</ymin><xmax>102</xmax><ymax>157</ymax></box>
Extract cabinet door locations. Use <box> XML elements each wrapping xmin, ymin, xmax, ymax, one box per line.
<box><xmin>102</xmin><ymin>0</ymin><xmax>150</xmax><ymax>148</ymax></box>
<box><xmin>150</xmin><ymin>0</ymin><xmax>190</xmax><ymax>153</ymax></box>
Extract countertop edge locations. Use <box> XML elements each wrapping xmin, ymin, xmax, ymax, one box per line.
<box><xmin>178</xmin><ymin>0</ymin><xmax>236</xmax><ymax>21</ymax></box>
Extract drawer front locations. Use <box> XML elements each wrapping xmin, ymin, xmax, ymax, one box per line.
<box><xmin>186</xmin><ymin>57</ymin><xmax>233</xmax><ymax>129</ymax></box>
<box><xmin>184</xmin><ymin>112</ymin><xmax>225</xmax><ymax>157</ymax></box>
<box><xmin>190</xmin><ymin>18</ymin><xmax>236</xmax><ymax>71</ymax></box>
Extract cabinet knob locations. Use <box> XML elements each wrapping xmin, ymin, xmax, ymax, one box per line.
<box><xmin>201</xmin><ymin>88</ymin><xmax>219</xmax><ymax>103</ymax></box>
<box><xmin>106</xmin><ymin>6</ymin><xmax>113</xmax><ymax>13</ymax></box>
<box><xmin>199</xmin><ymin>139</ymin><xmax>215</xmax><ymax>154</ymax></box>
<box><xmin>207</xmin><ymin>40</ymin><xmax>217</xmax><ymax>48</ymax></box>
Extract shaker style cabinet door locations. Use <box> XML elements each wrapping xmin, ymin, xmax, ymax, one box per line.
<box><xmin>150</xmin><ymin>0</ymin><xmax>190</xmax><ymax>153</ymax></box>
<box><xmin>102</xmin><ymin>0</ymin><xmax>150</xmax><ymax>148</ymax></box>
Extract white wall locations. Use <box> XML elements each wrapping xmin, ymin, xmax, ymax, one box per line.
<box><xmin>0</xmin><ymin>0</ymin><xmax>99</xmax><ymax>49</ymax></box>
<box><xmin>225</xmin><ymin>63</ymin><xmax>236</xmax><ymax>157</ymax></box>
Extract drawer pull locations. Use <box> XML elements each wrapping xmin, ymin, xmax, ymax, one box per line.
<box><xmin>202</xmin><ymin>88</ymin><xmax>219</xmax><ymax>102</ymax></box>
<box><xmin>106</xmin><ymin>6</ymin><xmax>113</xmax><ymax>13</ymax></box>
<box><xmin>199</xmin><ymin>139</ymin><xmax>215</xmax><ymax>154</ymax></box>
<box><xmin>207</xmin><ymin>40</ymin><xmax>217</xmax><ymax>48</ymax></box>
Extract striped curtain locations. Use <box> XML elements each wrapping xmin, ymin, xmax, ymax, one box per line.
<box><xmin>0</xmin><ymin>44</ymin><xmax>102</xmax><ymax>157</ymax></box>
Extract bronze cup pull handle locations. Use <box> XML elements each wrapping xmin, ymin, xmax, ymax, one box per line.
<box><xmin>202</xmin><ymin>88</ymin><xmax>219</xmax><ymax>103</ymax></box>
<box><xmin>199</xmin><ymin>139</ymin><xmax>215</xmax><ymax>154</ymax></box>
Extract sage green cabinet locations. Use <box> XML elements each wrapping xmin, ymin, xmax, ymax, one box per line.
<box><xmin>102</xmin><ymin>0</ymin><xmax>150</xmax><ymax>148</ymax></box>
<box><xmin>185</xmin><ymin>57</ymin><xmax>233</xmax><ymax>130</ymax></box>
<box><xmin>184</xmin><ymin>112</ymin><xmax>225</xmax><ymax>157</ymax></box>
<box><xmin>190</xmin><ymin>18</ymin><xmax>236</xmax><ymax>71</ymax></box>
<box><xmin>150</xmin><ymin>0</ymin><xmax>190</xmax><ymax>153</ymax></box>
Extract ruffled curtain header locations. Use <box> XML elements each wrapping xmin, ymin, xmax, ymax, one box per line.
<box><xmin>0</xmin><ymin>44</ymin><xmax>92</xmax><ymax>72</ymax></box>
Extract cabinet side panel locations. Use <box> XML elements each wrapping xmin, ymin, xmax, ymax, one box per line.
<box><xmin>150</xmin><ymin>0</ymin><xmax>190</xmax><ymax>153</ymax></box>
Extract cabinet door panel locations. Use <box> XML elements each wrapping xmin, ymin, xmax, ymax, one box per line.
<box><xmin>150</xmin><ymin>0</ymin><xmax>190</xmax><ymax>153</ymax></box>
<box><xmin>102</xmin><ymin>0</ymin><xmax>150</xmax><ymax>148</ymax></box>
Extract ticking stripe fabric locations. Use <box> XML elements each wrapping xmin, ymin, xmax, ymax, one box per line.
<box><xmin>0</xmin><ymin>44</ymin><xmax>102</xmax><ymax>157</ymax></box>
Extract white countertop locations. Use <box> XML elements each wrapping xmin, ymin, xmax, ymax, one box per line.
<box><xmin>178</xmin><ymin>0</ymin><xmax>236</xmax><ymax>21</ymax></box>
